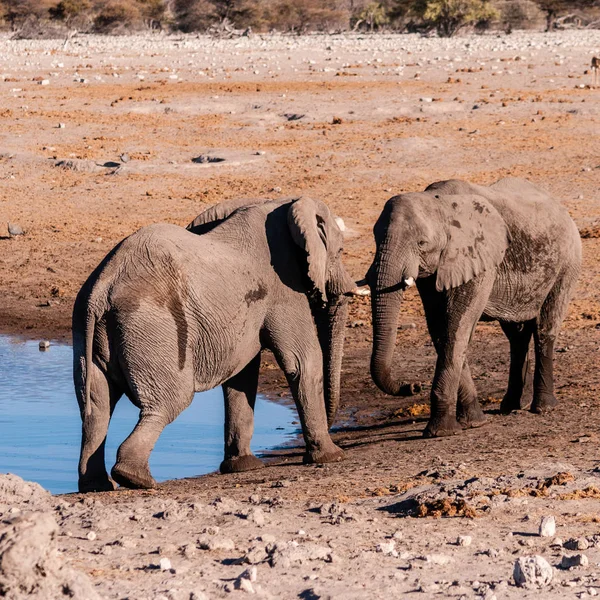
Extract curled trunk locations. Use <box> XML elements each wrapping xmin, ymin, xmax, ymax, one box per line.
<box><xmin>370</xmin><ymin>287</ymin><xmax>421</xmax><ymax>397</ymax></box>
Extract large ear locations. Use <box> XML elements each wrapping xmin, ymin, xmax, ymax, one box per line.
<box><xmin>287</xmin><ymin>197</ymin><xmax>329</xmax><ymax>303</ymax></box>
<box><xmin>436</xmin><ymin>194</ymin><xmax>510</xmax><ymax>292</ymax></box>
<box><xmin>187</xmin><ymin>198</ymin><xmax>274</xmax><ymax>232</ymax></box>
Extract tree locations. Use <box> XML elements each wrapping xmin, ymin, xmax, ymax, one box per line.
<box><xmin>411</xmin><ymin>0</ymin><xmax>498</xmax><ymax>36</ymax></box>
<box><xmin>2</xmin><ymin>0</ymin><xmax>54</xmax><ymax>29</ymax></box>
<box><xmin>357</xmin><ymin>1</ymin><xmax>389</xmax><ymax>29</ymax></box>
<box><xmin>49</xmin><ymin>0</ymin><xmax>93</xmax><ymax>29</ymax></box>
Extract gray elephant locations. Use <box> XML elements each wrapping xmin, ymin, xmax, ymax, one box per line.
<box><xmin>73</xmin><ymin>197</ymin><xmax>360</xmax><ymax>492</ymax></box>
<box><xmin>364</xmin><ymin>177</ymin><xmax>581</xmax><ymax>438</ymax></box>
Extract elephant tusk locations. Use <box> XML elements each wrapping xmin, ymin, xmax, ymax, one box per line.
<box><xmin>403</xmin><ymin>277</ymin><xmax>415</xmax><ymax>288</ymax></box>
<box><xmin>348</xmin><ymin>286</ymin><xmax>371</xmax><ymax>297</ymax></box>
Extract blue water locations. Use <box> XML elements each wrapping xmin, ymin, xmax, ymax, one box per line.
<box><xmin>0</xmin><ymin>336</ymin><xmax>298</xmax><ymax>494</ymax></box>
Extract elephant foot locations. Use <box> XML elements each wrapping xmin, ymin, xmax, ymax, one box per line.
<box><xmin>423</xmin><ymin>414</ymin><xmax>463</xmax><ymax>438</ymax></box>
<box><xmin>304</xmin><ymin>444</ymin><xmax>345</xmax><ymax>465</ymax></box>
<box><xmin>220</xmin><ymin>454</ymin><xmax>265</xmax><ymax>474</ymax></box>
<box><xmin>530</xmin><ymin>393</ymin><xmax>558</xmax><ymax>415</ymax></box>
<box><xmin>78</xmin><ymin>475</ymin><xmax>116</xmax><ymax>494</ymax></box>
<box><xmin>457</xmin><ymin>400</ymin><xmax>488</xmax><ymax>430</ymax></box>
<box><xmin>500</xmin><ymin>391</ymin><xmax>529</xmax><ymax>414</ymax></box>
<box><xmin>111</xmin><ymin>462</ymin><xmax>156</xmax><ymax>490</ymax></box>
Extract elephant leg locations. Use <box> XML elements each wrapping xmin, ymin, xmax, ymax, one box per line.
<box><xmin>77</xmin><ymin>364</ymin><xmax>121</xmax><ymax>493</ymax></box>
<box><xmin>456</xmin><ymin>361</ymin><xmax>487</xmax><ymax>429</ymax></box>
<box><xmin>111</xmin><ymin>380</ymin><xmax>195</xmax><ymax>490</ymax></box>
<box><xmin>220</xmin><ymin>353</ymin><xmax>265</xmax><ymax>474</ymax></box>
<box><xmin>530</xmin><ymin>278</ymin><xmax>573</xmax><ymax>414</ymax></box>
<box><xmin>423</xmin><ymin>275</ymin><xmax>494</xmax><ymax>438</ymax></box>
<box><xmin>499</xmin><ymin>320</ymin><xmax>534</xmax><ymax>413</ymax></box>
<box><xmin>267</xmin><ymin>310</ymin><xmax>344</xmax><ymax>465</ymax></box>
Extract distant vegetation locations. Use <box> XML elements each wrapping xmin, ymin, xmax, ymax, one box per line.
<box><xmin>0</xmin><ymin>0</ymin><xmax>598</xmax><ymax>37</ymax></box>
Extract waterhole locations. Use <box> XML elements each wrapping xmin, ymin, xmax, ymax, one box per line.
<box><xmin>0</xmin><ymin>336</ymin><xmax>298</xmax><ymax>494</ymax></box>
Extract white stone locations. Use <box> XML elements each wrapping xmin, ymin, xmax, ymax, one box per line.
<box><xmin>159</xmin><ymin>557</ymin><xmax>172</xmax><ymax>571</ymax></box>
<box><xmin>514</xmin><ymin>555</ymin><xmax>553</xmax><ymax>588</ymax></box>
<box><xmin>457</xmin><ymin>535</ymin><xmax>472</xmax><ymax>547</ymax></box>
<box><xmin>376</xmin><ymin>541</ymin><xmax>397</xmax><ymax>556</ymax></box>
<box><xmin>86</xmin><ymin>531</ymin><xmax>97</xmax><ymax>541</ymax></box>
<box><xmin>539</xmin><ymin>516</ymin><xmax>556</xmax><ymax>537</ymax></box>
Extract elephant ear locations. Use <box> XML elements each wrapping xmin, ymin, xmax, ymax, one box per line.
<box><xmin>287</xmin><ymin>197</ymin><xmax>329</xmax><ymax>304</ymax></box>
<box><xmin>436</xmin><ymin>194</ymin><xmax>510</xmax><ymax>292</ymax></box>
<box><xmin>187</xmin><ymin>198</ymin><xmax>275</xmax><ymax>232</ymax></box>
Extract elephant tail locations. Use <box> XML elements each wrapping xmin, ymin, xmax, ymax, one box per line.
<box><xmin>83</xmin><ymin>309</ymin><xmax>96</xmax><ymax>417</ymax></box>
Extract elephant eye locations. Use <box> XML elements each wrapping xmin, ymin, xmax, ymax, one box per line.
<box><xmin>418</xmin><ymin>240</ymin><xmax>427</xmax><ymax>248</ymax></box>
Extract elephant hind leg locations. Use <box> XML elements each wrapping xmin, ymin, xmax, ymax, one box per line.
<box><xmin>456</xmin><ymin>361</ymin><xmax>487</xmax><ymax>429</ymax></box>
<box><xmin>499</xmin><ymin>320</ymin><xmax>535</xmax><ymax>414</ymax></box>
<box><xmin>220</xmin><ymin>353</ymin><xmax>265</xmax><ymax>474</ymax></box>
<box><xmin>77</xmin><ymin>363</ymin><xmax>121</xmax><ymax>493</ymax></box>
<box><xmin>530</xmin><ymin>278</ymin><xmax>572</xmax><ymax>414</ymax></box>
<box><xmin>112</xmin><ymin>376</ymin><xmax>195</xmax><ymax>490</ymax></box>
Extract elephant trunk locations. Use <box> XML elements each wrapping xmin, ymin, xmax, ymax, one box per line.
<box><xmin>370</xmin><ymin>257</ymin><xmax>421</xmax><ymax>397</ymax></box>
<box><xmin>315</xmin><ymin>295</ymin><xmax>349</xmax><ymax>429</ymax></box>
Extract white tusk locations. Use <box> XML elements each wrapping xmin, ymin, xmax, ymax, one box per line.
<box><xmin>351</xmin><ymin>286</ymin><xmax>371</xmax><ymax>296</ymax></box>
<box><xmin>403</xmin><ymin>277</ymin><xmax>415</xmax><ymax>287</ymax></box>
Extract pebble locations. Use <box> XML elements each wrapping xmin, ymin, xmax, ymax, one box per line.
<box><xmin>513</xmin><ymin>555</ymin><xmax>553</xmax><ymax>588</ymax></box>
<box><xmin>376</xmin><ymin>541</ymin><xmax>397</xmax><ymax>557</ymax></box>
<box><xmin>240</xmin><ymin>566</ymin><xmax>258</xmax><ymax>582</ymax></box>
<box><xmin>235</xmin><ymin>578</ymin><xmax>254</xmax><ymax>593</ymax></box>
<box><xmin>159</xmin><ymin>557</ymin><xmax>172</xmax><ymax>571</ymax></box>
<box><xmin>457</xmin><ymin>535</ymin><xmax>472</xmax><ymax>547</ymax></box>
<box><xmin>39</xmin><ymin>79</ymin><xmax>49</xmax><ymax>85</ymax></box>
<box><xmin>86</xmin><ymin>531</ymin><xmax>97</xmax><ymax>541</ymax></box>
<box><xmin>39</xmin><ymin>340</ymin><xmax>50</xmax><ymax>351</ymax></box>
<box><xmin>422</xmin><ymin>554</ymin><xmax>453</xmax><ymax>565</ymax></box>
<box><xmin>560</xmin><ymin>553</ymin><xmax>589</xmax><ymax>569</ymax></box>
<box><xmin>57</xmin><ymin>123</ymin><xmax>65</xmax><ymax>128</ymax></box>
<box><xmin>565</xmin><ymin>538</ymin><xmax>589</xmax><ymax>551</ymax></box>
<box><xmin>539</xmin><ymin>516</ymin><xmax>556</xmax><ymax>537</ymax></box>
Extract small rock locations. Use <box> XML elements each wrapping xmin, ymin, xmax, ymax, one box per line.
<box><xmin>58</xmin><ymin>123</ymin><xmax>65</xmax><ymax>128</ymax></box>
<box><xmin>86</xmin><ymin>531</ymin><xmax>97</xmax><ymax>541</ymax></box>
<box><xmin>235</xmin><ymin>578</ymin><xmax>254</xmax><ymax>594</ymax></box>
<box><xmin>159</xmin><ymin>557</ymin><xmax>172</xmax><ymax>571</ymax></box>
<box><xmin>7</xmin><ymin>223</ymin><xmax>24</xmax><ymax>237</ymax></box>
<box><xmin>539</xmin><ymin>516</ymin><xmax>556</xmax><ymax>537</ymax></box>
<box><xmin>39</xmin><ymin>340</ymin><xmax>50</xmax><ymax>351</ymax></box>
<box><xmin>120</xmin><ymin>153</ymin><xmax>130</xmax><ymax>163</ymax></box>
<box><xmin>513</xmin><ymin>555</ymin><xmax>553</xmax><ymax>588</ymax></box>
<box><xmin>376</xmin><ymin>541</ymin><xmax>397</xmax><ymax>557</ymax></box>
<box><xmin>240</xmin><ymin>566</ymin><xmax>257</xmax><ymax>582</ymax></box>
<box><xmin>564</xmin><ymin>538</ymin><xmax>589</xmax><ymax>550</ymax></box>
<box><xmin>392</xmin><ymin>530</ymin><xmax>403</xmax><ymax>540</ymax></box>
<box><xmin>551</xmin><ymin>538</ymin><xmax>563</xmax><ymax>547</ymax></box>
<box><xmin>197</xmin><ymin>536</ymin><xmax>235</xmax><ymax>551</ymax></box>
<box><xmin>39</xmin><ymin>79</ymin><xmax>50</xmax><ymax>86</ymax></box>
<box><xmin>560</xmin><ymin>554</ymin><xmax>588</xmax><ymax>569</ymax></box>
<box><xmin>421</xmin><ymin>554</ymin><xmax>453</xmax><ymax>565</ymax></box>
<box><xmin>457</xmin><ymin>535</ymin><xmax>472</xmax><ymax>547</ymax></box>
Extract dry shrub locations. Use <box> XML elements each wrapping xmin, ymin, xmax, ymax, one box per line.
<box><xmin>415</xmin><ymin>497</ymin><xmax>478</xmax><ymax>518</ymax></box>
<box><xmin>579</xmin><ymin>226</ymin><xmax>600</xmax><ymax>239</ymax></box>
<box><xmin>559</xmin><ymin>486</ymin><xmax>600</xmax><ymax>500</ymax></box>
<box><xmin>393</xmin><ymin>403</ymin><xmax>430</xmax><ymax>418</ymax></box>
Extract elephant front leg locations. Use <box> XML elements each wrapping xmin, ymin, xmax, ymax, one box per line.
<box><xmin>456</xmin><ymin>361</ymin><xmax>487</xmax><ymax>430</ymax></box>
<box><xmin>423</xmin><ymin>277</ymin><xmax>492</xmax><ymax>438</ymax></box>
<box><xmin>499</xmin><ymin>320</ymin><xmax>534</xmax><ymax>413</ymax></box>
<box><xmin>220</xmin><ymin>354</ymin><xmax>266</xmax><ymax>474</ymax></box>
<box><xmin>268</xmin><ymin>317</ymin><xmax>344</xmax><ymax>465</ymax></box>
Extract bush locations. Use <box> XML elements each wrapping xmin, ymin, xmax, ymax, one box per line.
<box><xmin>411</xmin><ymin>0</ymin><xmax>499</xmax><ymax>35</ymax></box>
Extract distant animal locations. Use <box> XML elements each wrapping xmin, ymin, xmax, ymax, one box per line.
<box><xmin>7</xmin><ymin>222</ymin><xmax>24</xmax><ymax>237</ymax></box>
<box><xmin>362</xmin><ymin>177</ymin><xmax>581</xmax><ymax>438</ymax></box>
<box><xmin>592</xmin><ymin>56</ymin><xmax>599</xmax><ymax>86</ymax></box>
<box><xmin>74</xmin><ymin>197</ymin><xmax>363</xmax><ymax>492</ymax></box>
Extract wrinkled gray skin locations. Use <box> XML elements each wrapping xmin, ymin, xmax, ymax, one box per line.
<box><xmin>366</xmin><ymin>177</ymin><xmax>581</xmax><ymax>438</ymax></box>
<box><xmin>73</xmin><ymin>197</ymin><xmax>357</xmax><ymax>492</ymax></box>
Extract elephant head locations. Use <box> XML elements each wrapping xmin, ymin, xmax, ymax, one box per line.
<box><xmin>188</xmin><ymin>196</ymin><xmax>360</xmax><ymax>428</ymax></box>
<box><xmin>366</xmin><ymin>190</ymin><xmax>510</xmax><ymax>396</ymax></box>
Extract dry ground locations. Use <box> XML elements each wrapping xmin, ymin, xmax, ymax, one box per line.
<box><xmin>1</xmin><ymin>30</ymin><xmax>600</xmax><ymax>599</ymax></box>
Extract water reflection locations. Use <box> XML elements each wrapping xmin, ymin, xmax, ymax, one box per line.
<box><xmin>0</xmin><ymin>336</ymin><xmax>298</xmax><ymax>494</ymax></box>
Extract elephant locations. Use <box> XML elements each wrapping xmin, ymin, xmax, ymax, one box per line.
<box><xmin>73</xmin><ymin>196</ymin><xmax>361</xmax><ymax>492</ymax></box>
<box><xmin>364</xmin><ymin>177</ymin><xmax>582</xmax><ymax>438</ymax></box>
